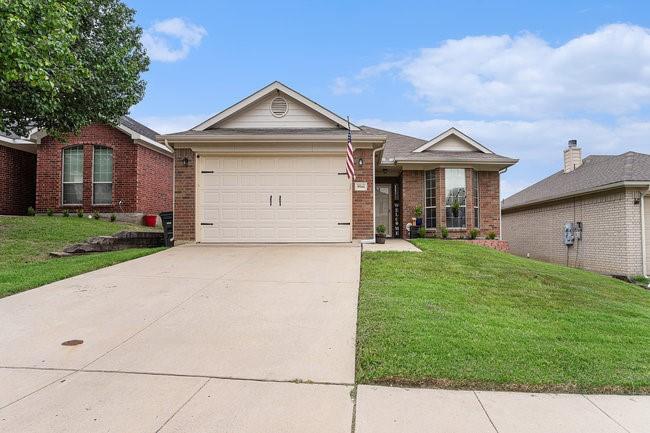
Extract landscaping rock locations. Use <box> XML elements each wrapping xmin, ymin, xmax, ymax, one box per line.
<box><xmin>56</xmin><ymin>231</ymin><xmax>164</xmax><ymax>256</ymax></box>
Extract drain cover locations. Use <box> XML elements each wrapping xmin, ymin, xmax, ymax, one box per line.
<box><xmin>61</xmin><ymin>339</ymin><xmax>84</xmax><ymax>346</ymax></box>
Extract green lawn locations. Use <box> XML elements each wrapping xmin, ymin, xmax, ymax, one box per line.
<box><xmin>0</xmin><ymin>216</ymin><xmax>164</xmax><ymax>298</ymax></box>
<box><xmin>357</xmin><ymin>239</ymin><xmax>650</xmax><ymax>394</ymax></box>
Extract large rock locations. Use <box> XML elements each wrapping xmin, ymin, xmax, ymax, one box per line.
<box><xmin>60</xmin><ymin>232</ymin><xmax>164</xmax><ymax>255</ymax></box>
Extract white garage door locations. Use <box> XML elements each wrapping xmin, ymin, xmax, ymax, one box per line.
<box><xmin>198</xmin><ymin>155</ymin><xmax>351</xmax><ymax>243</ymax></box>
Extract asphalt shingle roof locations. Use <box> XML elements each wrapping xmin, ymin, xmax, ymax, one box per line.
<box><xmin>502</xmin><ymin>151</ymin><xmax>650</xmax><ymax>210</ymax></box>
<box><xmin>120</xmin><ymin>116</ymin><xmax>159</xmax><ymax>141</ymax></box>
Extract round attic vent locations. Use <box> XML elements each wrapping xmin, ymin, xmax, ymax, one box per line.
<box><xmin>270</xmin><ymin>96</ymin><xmax>289</xmax><ymax>118</ymax></box>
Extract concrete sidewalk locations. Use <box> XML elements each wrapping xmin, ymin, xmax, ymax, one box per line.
<box><xmin>355</xmin><ymin>385</ymin><xmax>650</xmax><ymax>433</ymax></box>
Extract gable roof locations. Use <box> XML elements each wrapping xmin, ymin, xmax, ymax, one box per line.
<box><xmin>361</xmin><ymin>125</ymin><xmax>517</xmax><ymax>168</ymax></box>
<box><xmin>192</xmin><ymin>81</ymin><xmax>360</xmax><ymax>131</ymax></box>
<box><xmin>502</xmin><ymin>152</ymin><xmax>650</xmax><ymax>210</ymax></box>
<box><xmin>413</xmin><ymin>127</ymin><xmax>494</xmax><ymax>154</ymax></box>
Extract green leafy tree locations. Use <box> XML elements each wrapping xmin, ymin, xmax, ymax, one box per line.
<box><xmin>0</xmin><ymin>0</ymin><xmax>149</xmax><ymax>137</ymax></box>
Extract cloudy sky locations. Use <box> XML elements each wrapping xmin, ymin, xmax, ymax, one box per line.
<box><xmin>127</xmin><ymin>0</ymin><xmax>650</xmax><ymax>198</ymax></box>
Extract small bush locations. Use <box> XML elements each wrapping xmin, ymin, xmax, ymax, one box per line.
<box><xmin>110</xmin><ymin>213</ymin><xmax>117</xmax><ymax>222</ymax></box>
<box><xmin>376</xmin><ymin>224</ymin><xmax>386</xmax><ymax>234</ymax></box>
<box><xmin>26</xmin><ymin>206</ymin><xmax>35</xmax><ymax>216</ymax></box>
<box><xmin>469</xmin><ymin>228</ymin><xmax>479</xmax><ymax>239</ymax></box>
<box><xmin>418</xmin><ymin>226</ymin><xmax>427</xmax><ymax>238</ymax></box>
<box><xmin>77</xmin><ymin>209</ymin><xmax>84</xmax><ymax>218</ymax></box>
<box><xmin>487</xmin><ymin>231</ymin><xmax>497</xmax><ymax>240</ymax></box>
<box><xmin>63</xmin><ymin>209</ymin><xmax>70</xmax><ymax>217</ymax></box>
<box><xmin>46</xmin><ymin>208</ymin><xmax>53</xmax><ymax>217</ymax></box>
<box><xmin>440</xmin><ymin>226</ymin><xmax>449</xmax><ymax>239</ymax></box>
<box><xmin>93</xmin><ymin>211</ymin><xmax>100</xmax><ymax>220</ymax></box>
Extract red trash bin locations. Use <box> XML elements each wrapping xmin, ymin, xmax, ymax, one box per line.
<box><xmin>143</xmin><ymin>214</ymin><xmax>157</xmax><ymax>227</ymax></box>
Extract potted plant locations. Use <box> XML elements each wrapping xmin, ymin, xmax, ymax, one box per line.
<box><xmin>375</xmin><ymin>225</ymin><xmax>386</xmax><ymax>244</ymax></box>
<box><xmin>414</xmin><ymin>205</ymin><xmax>423</xmax><ymax>226</ymax></box>
<box><xmin>451</xmin><ymin>199</ymin><xmax>461</xmax><ymax>217</ymax></box>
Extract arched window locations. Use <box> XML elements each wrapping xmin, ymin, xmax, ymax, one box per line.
<box><xmin>93</xmin><ymin>146</ymin><xmax>113</xmax><ymax>205</ymax></box>
<box><xmin>62</xmin><ymin>147</ymin><xmax>83</xmax><ymax>205</ymax></box>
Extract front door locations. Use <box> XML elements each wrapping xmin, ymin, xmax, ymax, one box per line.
<box><xmin>375</xmin><ymin>184</ymin><xmax>392</xmax><ymax>237</ymax></box>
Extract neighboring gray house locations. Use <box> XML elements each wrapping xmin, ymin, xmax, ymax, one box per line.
<box><xmin>502</xmin><ymin>141</ymin><xmax>650</xmax><ymax>277</ymax></box>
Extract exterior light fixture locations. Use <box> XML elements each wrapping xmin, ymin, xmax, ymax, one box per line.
<box><xmin>358</xmin><ymin>158</ymin><xmax>364</xmax><ymax>167</ymax></box>
<box><xmin>182</xmin><ymin>157</ymin><xmax>189</xmax><ymax>167</ymax></box>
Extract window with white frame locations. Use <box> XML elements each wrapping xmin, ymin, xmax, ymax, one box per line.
<box><xmin>425</xmin><ymin>170</ymin><xmax>437</xmax><ymax>228</ymax></box>
<box><xmin>445</xmin><ymin>168</ymin><xmax>466</xmax><ymax>228</ymax></box>
<box><xmin>62</xmin><ymin>147</ymin><xmax>83</xmax><ymax>205</ymax></box>
<box><xmin>93</xmin><ymin>146</ymin><xmax>113</xmax><ymax>205</ymax></box>
<box><xmin>473</xmin><ymin>170</ymin><xmax>480</xmax><ymax>229</ymax></box>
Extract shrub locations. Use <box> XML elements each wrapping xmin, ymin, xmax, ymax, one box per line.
<box><xmin>110</xmin><ymin>213</ymin><xmax>117</xmax><ymax>222</ymax></box>
<box><xmin>440</xmin><ymin>226</ymin><xmax>449</xmax><ymax>239</ymax></box>
<box><xmin>26</xmin><ymin>206</ymin><xmax>35</xmax><ymax>216</ymax></box>
<box><xmin>469</xmin><ymin>228</ymin><xmax>479</xmax><ymax>239</ymax></box>
<box><xmin>93</xmin><ymin>211</ymin><xmax>100</xmax><ymax>220</ymax></box>
<box><xmin>418</xmin><ymin>226</ymin><xmax>427</xmax><ymax>238</ymax></box>
<box><xmin>77</xmin><ymin>209</ymin><xmax>84</xmax><ymax>218</ymax></box>
<box><xmin>487</xmin><ymin>231</ymin><xmax>497</xmax><ymax>240</ymax></box>
<box><xmin>63</xmin><ymin>209</ymin><xmax>70</xmax><ymax>217</ymax></box>
<box><xmin>46</xmin><ymin>208</ymin><xmax>53</xmax><ymax>217</ymax></box>
<box><xmin>414</xmin><ymin>205</ymin><xmax>423</xmax><ymax>218</ymax></box>
<box><xmin>376</xmin><ymin>224</ymin><xmax>386</xmax><ymax>234</ymax></box>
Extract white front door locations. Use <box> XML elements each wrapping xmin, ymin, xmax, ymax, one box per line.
<box><xmin>375</xmin><ymin>184</ymin><xmax>392</xmax><ymax>237</ymax></box>
<box><xmin>198</xmin><ymin>155</ymin><xmax>351</xmax><ymax>243</ymax></box>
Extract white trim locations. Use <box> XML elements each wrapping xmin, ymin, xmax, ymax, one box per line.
<box><xmin>115</xmin><ymin>124</ymin><xmax>173</xmax><ymax>155</ymax></box>
<box><xmin>0</xmin><ymin>139</ymin><xmax>36</xmax><ymax>154</ymax></box>
<box><xmin>192</xmin><ymin>81</ymin><xmax>361</xmax><ymax>131</ymax></box>
<box><xmin>641</xmin><ymin>189</ymin><xmax>648</xmax><ymax>277</ymax></box>
<box><xmin>413</xmin><ymin>127</ymin><xmax>494</xmax><ymax>154</ymax></box>
<box><xmin>370</xmin><ymin>143</ymin><xmax>385</xmax><ymax>243</ymax></box>
<box><xmin>162</xmin><ymin>133</ymin><xmax>386</xmax><ymax>144</ymax></box>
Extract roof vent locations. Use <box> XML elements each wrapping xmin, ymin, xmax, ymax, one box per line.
<box><xmin>270</xmin><ymin>97</ymin><xmax>289</xmax><ymax>118</ymax></box>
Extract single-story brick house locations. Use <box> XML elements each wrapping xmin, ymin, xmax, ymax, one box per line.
<box><xmin>0</xmin><ymin>117</ymin><xmax>174</xmax><ymax>219</ymax></box>
<box><xmin>502</xmin><ymin>141</ymin><xmax>650</xmax><ymax>277</ymax></box>
<box><xmin>159</xmin><ymin>81</ymin><xmax>518</xmax><ymax>243</ymax></box>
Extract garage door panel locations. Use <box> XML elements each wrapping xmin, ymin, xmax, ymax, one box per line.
<box><xmin>199</xmin><ymin>155</ymin><xmax>351</xmax><ymax>243</ymax></box>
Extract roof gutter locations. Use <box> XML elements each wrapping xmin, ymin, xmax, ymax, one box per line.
<box><xmin>503</xmin><ymin>180</ymin><xmax>650</xmax><ymax>212</ymax></box>
<box><xmin>641</xmin><ymin>188</ymin><xmax>649</xmax><ymax>277</ymax></box>
<box><xmin>158</xmin><ymin>134</ymin><xmax>387</xmax><ymax>144</ymax></box>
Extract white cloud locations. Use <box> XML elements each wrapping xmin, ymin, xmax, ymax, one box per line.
<box><xmin>359</xmin><ymin>116</ymin><xmax>650</xmax><ymax>196</ymax></box>
<box><xmin>136</xmin><ymin>114</ymin><xmax>209</xmax><ymax>134</ymax></box>
<box><xmin>142</xmin><ymin>18</ymin><xmax>207</xmax><ymax>62</ymax></box>
<box><xmin>344</xmin><ymin>24</ymin><xmax>650</xmax><ymax>117</ymax></box>
<box><xmin>330</xmin><ymin>77</ymin><xmax>364</xmax><ymax>95</ymax></box>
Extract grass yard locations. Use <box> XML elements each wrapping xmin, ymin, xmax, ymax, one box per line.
<box><xmin>357</xmin><ymin>239</ymin><xmax>650</xmax><ymax>394</ymax></box>
<box><xmin>0</xmin><ymin>216</ymin><xmax>164</xmax><ymax>298</ymax></box>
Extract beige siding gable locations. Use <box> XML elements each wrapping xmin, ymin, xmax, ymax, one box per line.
<box><xmin>424</xmin><ymin>135</ymin><xmax>479</xmax><ymax>152</ymax></box>
<box><xmin>213</xmin><ymin>93</ymin><xmax>338</xmax><ymax>129</ymax></box>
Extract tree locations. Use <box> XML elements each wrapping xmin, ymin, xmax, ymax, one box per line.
<box><xmin>0</xmin><ymin>0</ymin><xmax>149</xmax><ymax>138</ymax></box>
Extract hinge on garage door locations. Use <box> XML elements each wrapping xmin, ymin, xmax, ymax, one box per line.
<box><xmin>201</xmin><ymin>170</ymin><xmax>214</xmax><ymax>174</ymax></box>
<box><xmin>338</xmin><ymin>222</ymin><xmax>351</xmax><ymax>225</ymax></box>
<box><xmin>338</xmin><ymin>172</ymin><xmax>347</xmax><ymax>175</ymax></box>
<box><xmin>200</xmin><ymin>222</ymin><xmax>213</xmax><ymax>226</ymax></box>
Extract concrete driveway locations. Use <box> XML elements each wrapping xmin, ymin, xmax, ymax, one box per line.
<box><xmin>0</xmin><ymin>244</ymin><xmax>360</xmax><ymax>432</ymax></box>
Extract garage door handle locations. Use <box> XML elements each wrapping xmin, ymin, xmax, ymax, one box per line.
<box><xmin>279</xmin><ymin>195</ymin><xmax>282</xmax><ymax>207</ymax></box>
<box><xmin>270</xmin><ymin>195</ymin><xmax>272</xmax><ymax>206</ymax></box>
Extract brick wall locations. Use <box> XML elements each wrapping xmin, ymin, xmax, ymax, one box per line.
<box><xmin>502</xmin><ymin>188</ymin><xmax>645</xmax><ymax>276</ymax></box>
<box><xmin>0</xmin><ymin>145</ymin><xmax>36</xmax><ymax>215</ymax></box>
<box><xmin>173</xmin><ymin>148</ymin><xmax>196</xmax><ymax>242</ymax></box>
<box><xmin>36</xmin><ymin>123</ymin><xmax>171</xmax><ymax>215</ymax></box>
<box><xmin>136</xmin><ymin>145</ymin><xmax>173</xmax><ymax>213</ymax></box>
<box><xmin>464</xmin><ymin>239</ymin><xmax>510</xmax><ymax>252</ymax></box>
<box><xmin>401</xmin><ymin>170</ymin><xmax>424</xmax><ymax>239</ymax></box>
<box><xmin>352</xmin><ymin>148</ymin><xmax>374</xmax><ymax>240</ymax></box>
<box><xmin>478</xmin><ymin>171</ymin><xmax>500</xmax><ymax>237</ymax></box>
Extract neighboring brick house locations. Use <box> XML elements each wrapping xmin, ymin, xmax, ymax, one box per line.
<box><xmin>0</xmin><ymin>117</ymin><xmax>173</xmax><ymax>220</ymax></box>
<box><xmin>159</xmin><ymin>81</ymin><xmax>517</xmax><ymax>244</ymax></box>
<box><xmin>0</xmin><ymin>134</ymin><xmax>37</xmax><ymax>215</ymax></box>
<box><xmin>502</xmin><ymin>141</ymin><xmax>650</xmax><ymax>277</ymax></box>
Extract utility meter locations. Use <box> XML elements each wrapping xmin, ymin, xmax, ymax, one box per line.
<box><xmin>563</xmin><ymin>222</ymin><xmax>574</xmax><ymax>246</ymax></box>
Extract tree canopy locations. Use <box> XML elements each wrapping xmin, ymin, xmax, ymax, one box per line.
<box><xmin>0</xmin><ymin>0</ymin><xmax>149</xmax><ymax>138</ymax></box>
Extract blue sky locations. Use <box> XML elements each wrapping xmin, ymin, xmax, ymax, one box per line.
<box><xmin>126</xmin><ymin>0</ymin><xmax>650</xmax><ymax>197</ymax></box>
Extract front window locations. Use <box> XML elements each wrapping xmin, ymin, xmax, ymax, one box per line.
<box><xmin>445</xmin><ymin>168</ymin><xmax>466</xmax><ymax>228</ymax></box>
<box><xmin>93</xmin><ymin>146</ymin><xmax>113</xmax><ymax>205</ymax></box>
<box><xmin>62</xmin><ymin>147</ymin><xmax>83</xmax><ymax>205</ymax></box>
<box><xmin>473</xmin><ymin>170</ymin><xmax>480</xmax><ymax>229</ymax></box>
<box><xmin>425</xmin><ymin>170</ymin><xmax>437</xmax><ymax>228</ymax></box>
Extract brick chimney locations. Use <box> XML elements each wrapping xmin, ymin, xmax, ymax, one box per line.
<box><xmin>563</xmin><ymin>139</ymin><xmax>582</xmax><ymax>173</ymax></box>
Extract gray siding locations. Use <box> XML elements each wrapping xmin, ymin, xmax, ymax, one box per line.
<box><xmin>502</xmin><ymin>188</ymin><xmax>645</xmax><ymax>276</ymax></box>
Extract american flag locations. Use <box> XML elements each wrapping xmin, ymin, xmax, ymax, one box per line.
<box><xmin>346</xmin><ymin>128</ymin><xmax>355</xmax><ymax>179</ymax></box>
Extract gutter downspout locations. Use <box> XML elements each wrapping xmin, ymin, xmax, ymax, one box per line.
<box><xmin>642</xmin><ymin>188</ymin><xmax>648</xmax><ymax>277</ymax></box>
<box><xmin>498</xmin><ymin>167</ymin><xmax>509</xmax><ymax>241</ymax></box>
<box><xmin>360</xmin><ymin>144</ymin><xmax>386</xmax><ymax>244</ymax></box>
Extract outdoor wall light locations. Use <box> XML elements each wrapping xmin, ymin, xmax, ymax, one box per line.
<box><xmin>182</xmin><ymin>157</ymin><xmax>189</xmax><ymax>167</ymax></box>
<box><xmin>358</xmin><ymin>158</ymin><xmax>364</xmax><ymax>167</ymax></box>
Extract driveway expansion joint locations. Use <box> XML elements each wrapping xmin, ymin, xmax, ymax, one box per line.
<box><xmin>583</xmin><ymin>394</ymin><xmax>632</xmax><ymax>433</ymax></box>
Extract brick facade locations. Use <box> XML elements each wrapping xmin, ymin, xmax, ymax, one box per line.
<box><xmin>0</xmin><ymin>145</ymin><xmax>36</xmax><ymax>215</ymax></box>
<box><xmin>173</xmin><ymin>148</ymin><xmax>196</xmax><ymax>242</ymax></box>
<box><xmin>502</xmin><ymin>188</ymin><xmax>646</xmax><ymax>276</ymax></box>
<box><xmin>400</xmin><ymin>168</ymin><xmax>502</xmax><ymax>239</ymax></box>
<box><xmin>36</xmin><ymin>124</ymin><xmax>172</xmax><ymax>215</ymax></box>
<box><xmin>352</xmin><ymin>148</ymin><xmax>375</xmax><ymax>240</ymax></box>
